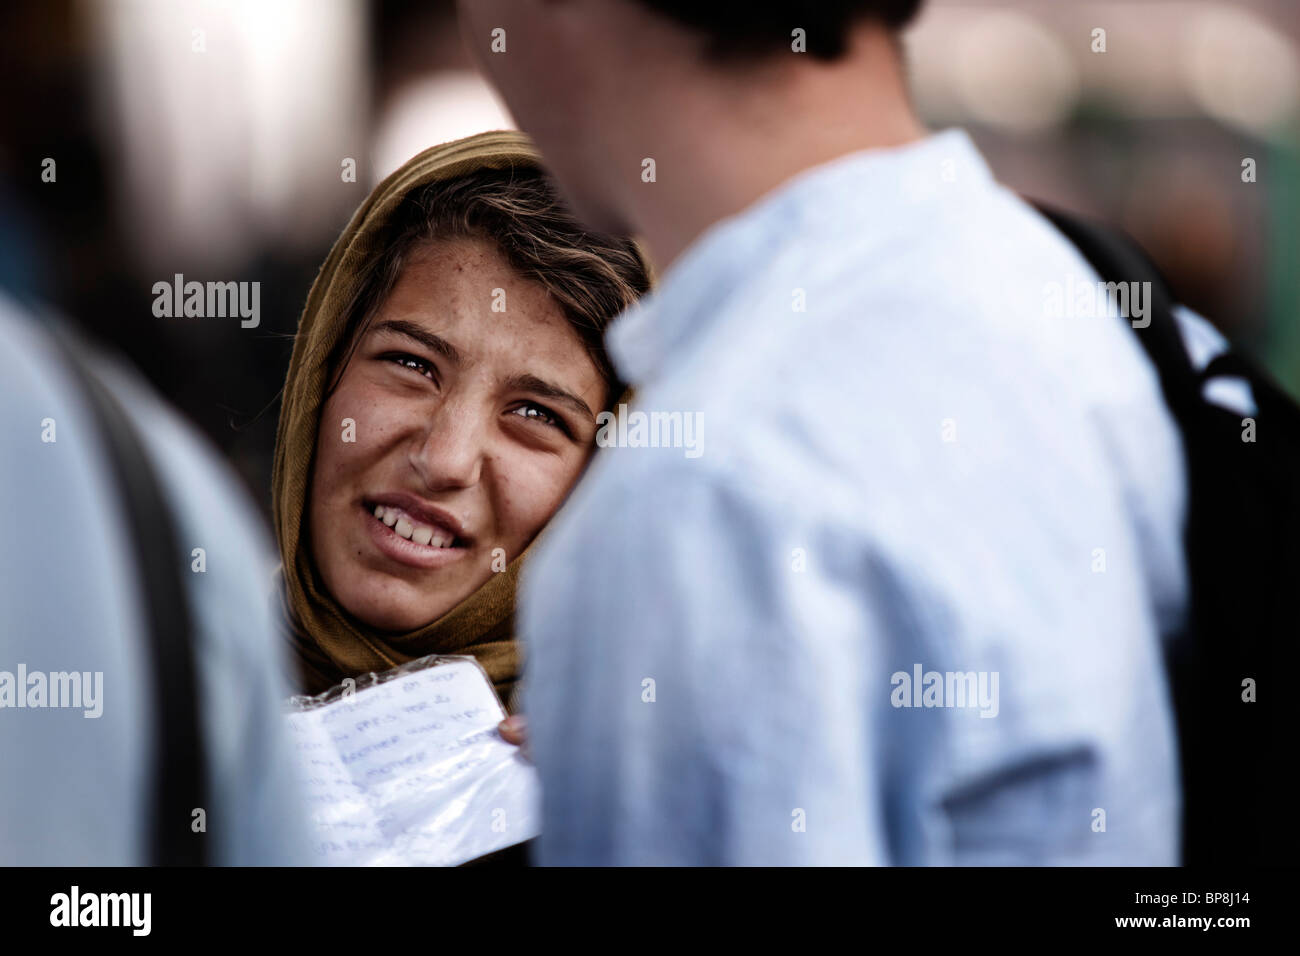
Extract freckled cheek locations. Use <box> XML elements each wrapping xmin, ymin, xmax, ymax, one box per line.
<box><xmin>318</xmin><ymin>388</ymin><xmax>418</xmax><ymax>490</ymax></box>
<box><xmin>486</xmin><ymin>454</ymin><xmax>583</xmax><ymax>551</ymax></box>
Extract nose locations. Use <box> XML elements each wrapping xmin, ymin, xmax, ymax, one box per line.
<box><xmin>409</xmin><ymin>398</ymin><xmax>484</xmax><ymax>492</ymax></box>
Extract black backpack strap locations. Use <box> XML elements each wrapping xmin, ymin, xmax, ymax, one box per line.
<box><xmin>51</xmin><ymin>329</ymin><xmax>208</xmax><ymax>866</ymax></box>
<box><xmin>1029</xmin><ymin>201</ymin><xmax>1300</xmax><ymax>864</ymax></box>
<box><xmin>1030</xmin><ymin>202</ymin><xmax>1200</xmax><ymax>415</ymax></box>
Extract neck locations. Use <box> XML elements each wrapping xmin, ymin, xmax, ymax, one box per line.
<box><xmin>609</xmin><ymin>25</ymin><xmax>926</xmax><ymax>271</ymax></box>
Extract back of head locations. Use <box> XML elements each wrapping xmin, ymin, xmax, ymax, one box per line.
<box><xmin>459</xmin><ymin>1</ymin><xmax>928</xmax><ymax>261</ymax></box>
<box><xmin>631</xmin><ymin>0</ymin><xmax>925</xmax><ymax>61</ymax></box>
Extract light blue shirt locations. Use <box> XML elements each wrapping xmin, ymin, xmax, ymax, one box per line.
<box><xmin>0</xmin><ymin>296</ymin><xmax>310</xmax><ymax>865</ymax></box>
<box><xmin>521</xmin><ymin>130</ymin><xmax>1195</xmax><ymax>865</ymax></box>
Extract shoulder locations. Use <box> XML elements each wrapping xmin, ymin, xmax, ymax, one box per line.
<box><xmin>0</xmin><ymin>300</ymin><xmax>306</xmax><ymax>863</ymax></box>
<box><xmin>97</xmin><ymin>356</ymin><xmax>311</xmax><ymax>865</ymax></box>
<box><xmin>93</xmin><ymin>350</ymin><xmax>286</xmax><ymax>665</ymax></box>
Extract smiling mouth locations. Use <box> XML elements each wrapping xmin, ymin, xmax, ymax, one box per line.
<box><xmin>365</xmin><ymin>503</ymin><xmax>467</xmax><ymax>550</ymax></box>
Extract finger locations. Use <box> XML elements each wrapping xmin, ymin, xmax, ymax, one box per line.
<box><xmin>498</xmin><ymin>714</ymin><xmax>527</xmax><ymax>746</ymax></box>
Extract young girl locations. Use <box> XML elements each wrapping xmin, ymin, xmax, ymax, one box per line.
<box><xmin>273</xmin><ymin>131</ymin><xmax>649</xmax><ymax>711</ymax></box>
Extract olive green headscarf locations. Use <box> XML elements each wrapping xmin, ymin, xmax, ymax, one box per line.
<box><xmin>273</xmin><ymin>131</ymin><xmax>555</xmax><ymax>707</ymax></box>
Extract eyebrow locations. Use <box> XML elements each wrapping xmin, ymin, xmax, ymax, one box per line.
<box><xmin>372</xmin><ymin>319</ymin><xmax>596</xmax><ymax>423</ymax></box>
<box><xmin>505</xmin><ymin>373</ymin><xmax>596</xmax><ymax>423</ymax></box>
<box><xmin>371</xmin><ymin>319</ymin><xmax>463</xmax><ymax>366</ymax></box>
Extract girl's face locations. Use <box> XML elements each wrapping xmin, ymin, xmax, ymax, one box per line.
<box><xmin>308</xmin><ymin>237</ymin><xmax>608</xmax><ymax>632</ymax></box>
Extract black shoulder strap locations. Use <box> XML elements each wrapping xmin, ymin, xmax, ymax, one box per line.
<box><xmin>1029</xmin><ymin>202</ymin><xmax>1200</xmax><ymax>416</ymax></box>
<box><xmin>1029</xmin><ymin>201</ymin><xmax>1300</xmax><ymax>865</ymax></box>
<box><xmin>52</xmin><ymin>329</ymin><xmax>208</xmax><ymax>866</ymax></box>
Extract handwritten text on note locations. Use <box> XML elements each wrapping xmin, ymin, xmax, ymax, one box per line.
<box><xmin>287</xmin><ymin>657</ymin><xmax>539</xmax><ymax>866</ymax></box>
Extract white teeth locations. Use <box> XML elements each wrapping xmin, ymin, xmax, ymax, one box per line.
<box><xmin>372</xmin><ymin>504</ymin><xmax>458</xmax><ymax>549</ymax></box>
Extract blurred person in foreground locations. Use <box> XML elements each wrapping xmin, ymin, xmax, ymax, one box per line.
<box><xmin>458</xmin><ymin>0</ymin><xmax>1221</xmax><ymax>864</ymax></box>
<box><xmin>0</xmin><ymin>290</ymin><xmax>309</xmax><ymax>865</ymax></box>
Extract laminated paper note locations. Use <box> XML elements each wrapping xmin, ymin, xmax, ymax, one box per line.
<box><xmin>286</xmin><ymin>655</ymin><xmax>539</xmax><ymax>866</ymax></box>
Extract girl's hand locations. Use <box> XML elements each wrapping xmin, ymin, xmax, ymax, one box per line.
<box><xmin>498</xmin><ymin>714</ymin><xmax>528</xmax><ymax>757</ymax></box>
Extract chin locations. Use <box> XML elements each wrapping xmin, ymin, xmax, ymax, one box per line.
<box><xmin>351</xmin><ymin>598</ymin><xmax>455</xmax><ymax>634</ymax></box>
<box><xmin>336</xmin><ymin>576</ymin><xmax>462</xmax><ymax>634</ymax></box>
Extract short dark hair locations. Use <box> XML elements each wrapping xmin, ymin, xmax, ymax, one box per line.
<box><xmin>328</xmin><ymin>165</ymin><xmax>649</xmax><ymax>409</ymax></box>
<box><xmin>633</xmin><ymin>0</ymin><xmax>924</xmax><ymax>61</ymax></box>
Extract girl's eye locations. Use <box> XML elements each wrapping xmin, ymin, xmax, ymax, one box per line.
<box><xmin>385</xmin><ymin>353</ymin><xmax>435</xmax><ymax>381</ymax></box>
<box><xmin>510</xmin><ymin>403</ymin><xmax>561</xmax><ymax>429</ymax></box>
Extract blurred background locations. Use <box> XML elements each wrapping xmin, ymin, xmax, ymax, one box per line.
<box><xmin>1</xmin><ymin>0</ymin><xmax>1297</xmax><ymax>516</ymax></box>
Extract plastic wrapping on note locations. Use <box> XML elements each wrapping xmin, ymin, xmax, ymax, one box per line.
<box><xmin>286</xmin><ymin>654</ymin><xmax>539</xmax><ymax>866</ymax></box>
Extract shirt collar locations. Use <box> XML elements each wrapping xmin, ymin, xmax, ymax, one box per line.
<box><xmin>608</xmin><ymin>128</ymin><xmax>993</xmax><ymax>386</ymax></box>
